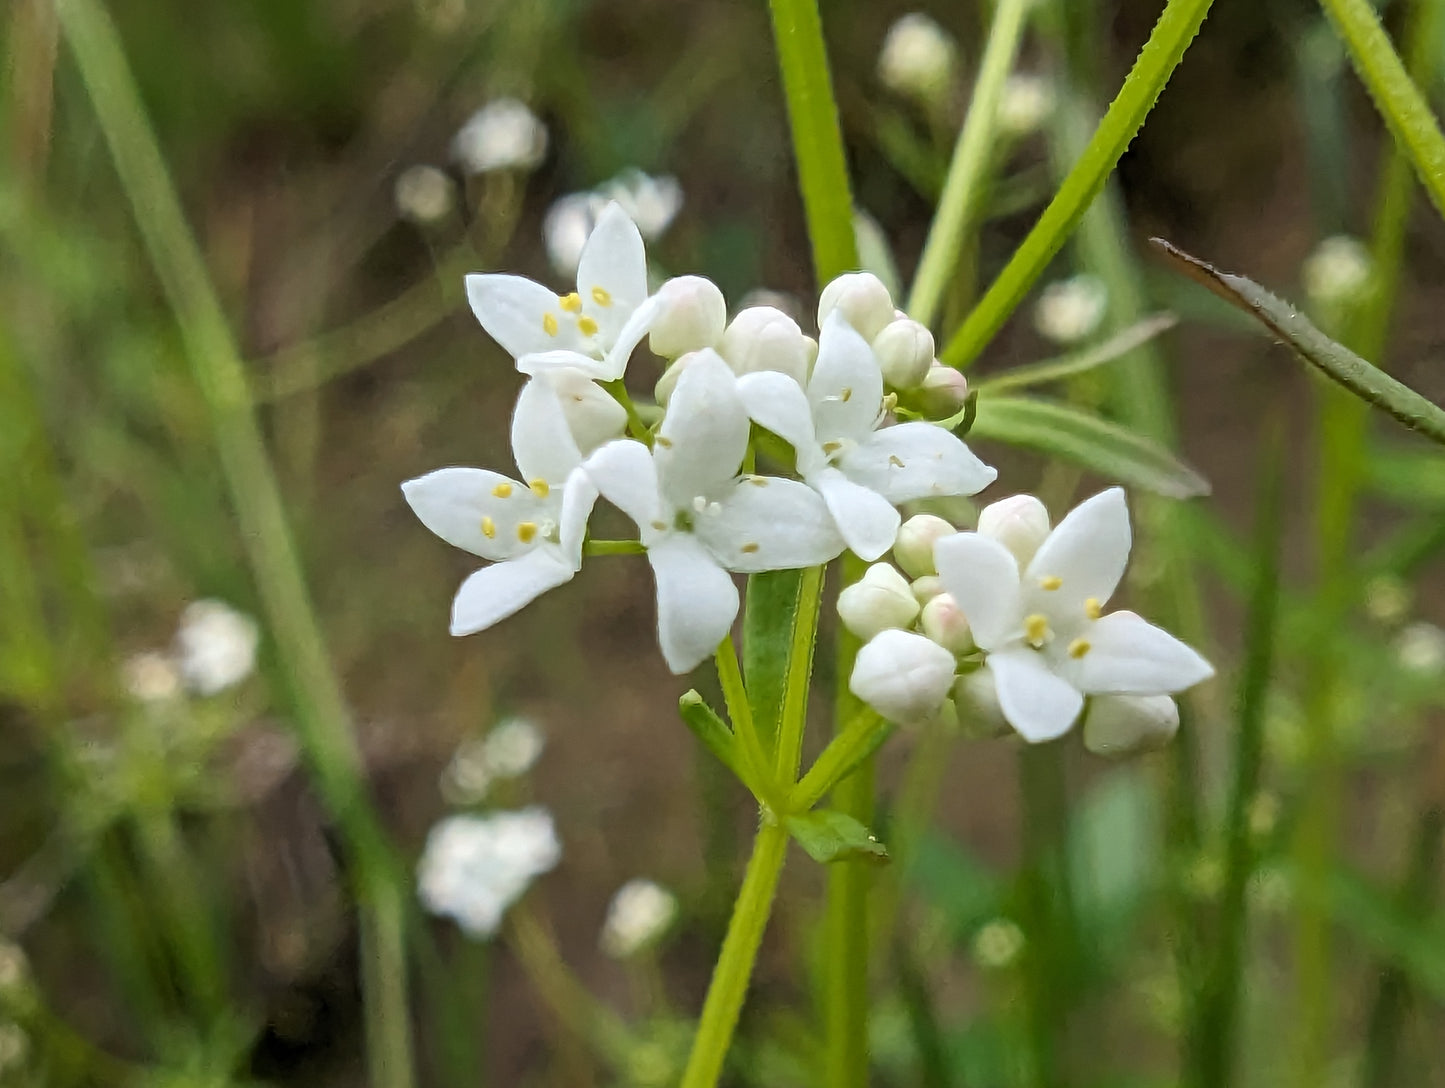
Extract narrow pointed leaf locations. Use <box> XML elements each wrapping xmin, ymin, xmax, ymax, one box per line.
<box><xmin>743</xmin><ymin>570</ymin><xmax>805</xmax><ymax>752</ymax></box>
<box><xmin>785</xmin><ymin>809</ymin><xmax>890</xmax><ymax>865</ymax></box>
<box><xmin>679</xmin><ymin>690</ymin><xmax>750</xmax><ymax>789</ymax></box>
<box><xmin>974</xmin><ymin>313</ymin><xmax>1179</xmax><ymax>395</ymax></box>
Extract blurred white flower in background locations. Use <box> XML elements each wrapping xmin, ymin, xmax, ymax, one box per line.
<box><xmin>544</xmin><ymin>192</ymin><xmax>608</xmax><ymax>278</ymax></box>
<box><xmin>443</xmin><ymin>715</ymin><xmax>548</xmax><ymax>803</ymax></box>
<box><xmin>1302</xmin><ymin>234</ymin><xmax>1373</xmax><ymax>310</ymax></box>
<box><xmin>121</xmin><ymin>651</ymin><xmax>181</xmax><ymax>703</ymax></box>
<box><xmin>394</xmin><ymin>164</ymin><xmax>456</xmax><ymax>225</ymax></box>
<box><xmin>175</xmin><ymin>600</ymin><xmax>260</xmax><ymax>696</ymax></box>
<box><xmin>600</xmin><ymin>878</ymin><xmax>678</xmax><ymax>958</ymax></box>
<box><xmin>544</xmin><ymin>170</ymin><xmax>683</xmax><ymax>278</ymax></box>
<box><xmin>1395</xmin><ymin>621</ymin><xmax>1445</xmax><ymax>675</ymax></box>
<box><xmin>877</xmin><ymin>13</ymin><xmax>957</xmax><ymax>106</ymax></box>
<box><xmin>998</xmin><ymin>73</ymin><xmax>1056</xmax><ymax>138</ymax></box>
<box><xmin>971</xmin><ymin>918</ymin><xmax>1025</xmax><ymax>969</ymax></box>
<box><xmin>1033</xmin><ymin>274</ymin><xmax>1109</xmax><ymax>344</ymax></box>
<box><xmin>451</xmin><ymin>98</ymin><xmax>548</xmax><ymax>175</ymax></box>
<box><xmin>417</xmin><ymin>808</ymin><xmax>561</xmax><ymax>938</ymax></box>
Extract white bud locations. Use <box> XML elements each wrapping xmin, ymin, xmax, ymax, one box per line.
<box><xmin>1302</xmin><ymin>234</ymin><xmax>1372</xmax><ymax>310</ymax></box>
<box><xmin>600</xmin><ymin>878</ymin><xmax>678</xmax><ymax>958</ymax></box>
<box><xmin>538</xmin><ymin>370</ymin><xmax>627</xmax><ymax>453</ymax></box>
<box><xmin>655</xmin><ymin>350</ymin><xmax>701</xmax><ymax>406</ymax></box>
<box><xmin>952</xmin><ymin>669</ymin><xmax>1010</xmax><ymax>738</ymax></box>
<box><xmin>394</xmin><ymin>165</ymin><xmax>455</xmax><ymax>225</ymax></box>
<box><xmin>649</xmin><ymin>276</ymin><xmax>727</xmax><ymax>359</ymax></box>
<box><xmin>818</xmin><ymin>272</ymin><xmax>896</xmax><ymax>342</ymax></box>
<box><xmin>971</xmin><ymin>917</ymin><xmax>1026</xmax><ymax>969</ymax></box>
<box><xmin>717</xmin><ymin>307</ymin><xmax>812</xmax><ymax>384</ymax></box>
<box><xmin>871</xmin><ymin>318</ymin><xmax>935</xmax><ymax>389</ymax></box>
<box><xmin>450</xmin><ymin>98</ymin><xmax>548</xmax><ymax>175</ymax></box>
<box><xmin>543</xmin><ymin>192</ymin><xmax>605</xmax><ymax>278</ymax></box>
<box><xmin>175</xmin><ymin>600</ymin><xmax>259</xmax><ymax>696</ymax></box>
<box><xmin>977</xmin><ymin>494</ymin><xmax>1051</xmax><ymax>568</ymax></box>
<box><xmin>481</xmin><ymin>716</ymin><xmax>546</xmax><ymax>778</ymax></box>
<box><xmin>597</xmin><ymin>168</ymin><xmax>683</xmax><ymax>239</ymax></box>
<box><xmin>122</xmin><ymin>651</ymin><xmax>181</xmax><ymax>703</ymax></box>
<box><xmin>1396</xmin><ymin>622</ymin><xmax>1445</xmax><ymax>675</ymax></box>
<box><xmin>849</xmin><ymin>629</ymin><xmax>956</xmax><ymax>723</ymax></box>
<box><xmin>998</xmin><ymin>73</ymin><xmax>1056</xmax><ymax>138</ymax></box>
<box><xmin>916</xmin><ymin>363</ymin><xmax>969</xmax><ymax>418</ymax></box>
<box><xmin>892</xmin><ymin>514</ymin><xmax>956</xmax><ymax>578</ymax></box>
<box><xmin>836</xmin><ymin>563</ymin><xmax>920</xmax><ymax>641</ymax></box>
<box><xmin>1033</xmin><ymin>274</ymin><xmax>1108</xmax><ymax>344</ymax></box>
<box><xmin>877</xmin><ymin>13</ymin><xmax>957</xmax><ymax>106</ymax></box>
<box><xmin>910</xmin><ymin>574</ymin><xmax>945</xmax><ymax>605</ymax></box>
<box><xmin>920</xmin><ymin>593</ymin><xmax>972</xmax><ymax>653</ymax></box>
<box><xmin>1083</xmin><ymin>694</ymin><xmax>1180</xmax><ymax>757</ymax></box>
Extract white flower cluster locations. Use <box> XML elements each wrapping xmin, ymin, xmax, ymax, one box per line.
<box><xmin>545</xmin><ymin>169</ymin><xmax>684</xmax><ymax>278</ymax></box>
<box><xmin>121</xmin><ymin>598</ymin><xmax>260</xmax><ymax>702</ymax></box>
<box><xmin>403</xmin><ymin>204</ymin><xmax>995</xmax><ymax>674</ymax></box>
<box><xmin>844</xmin><ymin>491</ymin><xmax>1214</xmax><ymax>753</ymax></box>
<box><xmin>417</xmin><ymin>807</ymin><xmax>561</xmax><ymax>938</ymax></box>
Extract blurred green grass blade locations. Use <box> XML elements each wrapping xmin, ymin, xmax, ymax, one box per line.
<box><xmin>1368</xmin><ymin>441</ymin><xmax>1445</xmax><ymax>508</ymax></box>
<box><xmin>973</xmin><ymin>313</ymin><xmax>1178</xmax><ymax>395</ymax></box>
<box><xmin>1065</xmin><ymin>769</ymin><xmax>1159</xmax><ymax>968</ymax></box>
<box><xmin>940</xmin><ymin>0</ymin><xmax>1216</xmax><ymax>368</ymax></box>
<box><xmin>967</xmin><ymin>395</ymin><xmax>1210</xmax><ymax>498</ymax></box>
<box><xmin>1151</xmin><ymin>239</ymin><xmax>1445</xmax><ymax>444</ymax></box>
<box><xmin>1310</xmin><ymin>865</ymin><xmax>1445</xmax><ymax>1000</ymax></box>
<box><xmin>1320</xmin><ymin>0</ymin><xmax>1445</xmax><ymax>222</ymax></box>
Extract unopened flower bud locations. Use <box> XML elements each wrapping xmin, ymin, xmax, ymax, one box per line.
<box><xmin>872</xmin><ymin>318</ymin><xmax>935</xmax><ymax>389</ymax></box>
<box><xmin>451</xmin><ymin>98</ymin><xmax>548</xmax><ymax>176</ymax></box>
<box><xmin>850</xmin><ymin>629</ymin><xmax>956</xmax><ymax>723</ymax></box>
<box><xmin>718</xmin><ymin>306</ymin><xmax>813</xmax><ymax>385</ymax></box>
<box><xmin>1083</xmin><ymin>694</ymin><xmax>1180</xmax><ymax>757</ymax></box>
<box><xmin>877</xmin><ymin>13</ymin><xmax>957</xmax><ymax>107</ymax></box>
<box><xmin>977</xmin><ymin>494</ymin><xmax>1051</xmax><ymax>568</ymax></box>
<box><xmin>648</xmin><ymin>276</ymin><xmax>727</xmax><ymax>359</ymax></box>
<box><xmin>394</xmin><ymin>165</ymin><xmax>456</xmax><ymax>225</ymax></box>
<box><xmin>818</xmin><ymin>272</ymin><xmax>896</xmax><ymax>342</ymax></box>
<box><xmin>998</xmin><ymin>73</ymin><xmax>1056</xmax><ymax>137</ymax></box>
<box><xmin>910</xmin><ymin>574</ymin><xmax>945</xmax><ymax>605</ymax></box>
<box><xmin>600</xmin><ymin>878</ymin><xmax>678</xmax><ymax>958</ymax></box>
<box><xmin>1034</xmin><ymin>274</ymin><xmax>1108</xmax><ymax>344</ymax></box>
<box><xmin>654</xmin><ymin>351</ymin><xmax>700</xmax><ymax>406</ymax></box>
<box><xmin>892</xmin><ymin>514</ymin><xmax>955</xmax><ymax>578</ymax></box>
<box><xmin>837</xmin><ymin>563</ymin><xmax>920</xmax><ymax>641</ymax></box>
<box><xmin>920</xmin><ymin>593</ymin><xmax>971</xmax><ymax>653</ymax></box>
<box><xmin>916</xmin><ymin>363</ymin><xmax>970</xmax><ymax>418</ymax></box>
<box><xmin>952</xmin><ymin>669</ymin><xmax>1010</xmax><ymax>738</ymax></box>
<box><xmin>1302</xmin><ymin>234</ymin><xmax>1372</xmax><ymax>311</ymax></box>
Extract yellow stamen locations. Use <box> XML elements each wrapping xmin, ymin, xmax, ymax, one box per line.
<box><xmin>516</xmin><ymin>521</ymin><xmax>538</xmax><ymax>544</ymax></box>
<box><xmin>591</xmin><ymin>285</ymin><xmax>612</xmax><ymax>307</ymax></box>
<box><xmin>747</xmin><ymin>475</ymin><xmax>768</xmax><ymax>487</ymax></box>
<box><xmin>1039</xmin><ymin>575</ymin><xmax>1062</xmax><ymax>591</ymax></box>
<box><xmin>481</xmin><ymin>516</ymin><xmax>496</xmax><ymax>539</ymax></box>
<box><xmin>650</xmin><ymin>519</ymin><xmax>668</xmax><ymax>531</ymax></box>
<box><xmin>542</xmin><ymin>312</ymin><xmax>559</xmax><ymax>336</ymax></box>
<box><xmin>889</xmin><ymin>455</ymin><xmax>905</xmax><ymax>468</ymax></box>
<box><xmin>741</xmin><ymin>542</ymin><xmax>760</xmax><ymax>554</ymax></box>
<box><xmin>558</xmin><ymin>292</ymin><xmax>583</xmax><ymax>313</ymax></box>
<box><xmin>577</xmin><ymin>315</ymin><xmax>599</xmax><ymax>337</ymax></box>
<box><xmin>528</xmin><ymin>478</ymin><xmax>550</xmax><ymax>498</ymax></box>
<box><xmin>656</xmin><ymin>435</ymin><xmax>673</xmax><ymax>448</ymax></box>
<box><xmin>821</xmin><ymin>440</ymin><xmax>842</xmax><ymax>454</ymax></box>
<box><xmin>492</xmin><ymin>482</ymin><xmax>513</xmax><ymax>498</ymax></box>
<box><xmin>1024</xmin><ymin>613</ymin><xmax>1050</xmax><ymax>647</ymax></box>
<box><xmin>840</xmin><ymin>387</ymin><xmax>853</xmax><ymax>402</ymax></box>
<box><xmin>1084</xmin><ymin>597</ymin><xmax>1102</xmax><ymax>620</ymax></box>
<box><xmin>1068</xmin><ymin>638</ymin><xmax>1091</xmax><ymax>659</ymax></box>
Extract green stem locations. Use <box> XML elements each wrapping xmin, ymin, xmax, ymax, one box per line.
<box><xmin>905</xmin><ymin>0</ymin><xmax>1032</xmax><ymax>327</ymax></box>
<box><xmin>583</xmin><ymin>539</ymin><xmax>646</xmax><ymax>556</ymax></box>
<box><xmin>678</xmin><ymin>821</ymin><xmax>791</xmax><ymax>1088</ymax></box>
<box><xmin>53</xmin><ymin>2</ymin><xmax>414</xmax><ymax>1084</ymax></box>
<box><xmin>716</xmin><ymin>635</ymin><xmax>780</xmax><ymax>807</ymax></box>
<box><xmin>766</xmin><ymin>0</ymin><xmax>859</xmax><ymax>282</ymax></box>
<box><xmin>601</xmin><ymin>378</ymin><xmax>654</xmax><ymax>444</ymax></box>
<box><xmin>940</xmin><ymin>0</ymin><xmax>1216</xmax><ymax>368</ymax></box>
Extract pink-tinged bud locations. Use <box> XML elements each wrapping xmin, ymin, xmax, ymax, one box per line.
<box><xmin>818</xmin><ymin>272</ymin><xmax>896</xmax><ymax>342</ymax></box>
<box><xmin>836</xmin><ymin>563</ymin><xmax>920</xmax><ymax>641</ymax></box>
<box><xmin>1082</xmin><ymin>695</ymin><xmax>1179</xmax><ymax>757</ymax></box>
<box><xmin>850</xmin><ymin>629</ymin><xmax>956</xmax><ymax>723</ymax></box>
<box><xmin>872</xmin><ymin>318</ymin><xmax>935</xmax><ymax>389</ymax></box>
<box><xmin>718</xmin><ymin>306</ymin><xmax>813</xmax><ymax>385</ymax></box>
<box><xmin>976</xmin><ymin>494</ymin><xmax>1051</xmax><ymax>568</ymax></box>
<box><xmin>892</xmin><ymin>514</ymin><xmax>956</xmax><ymax>578</ymax></box>
<box><xmin>917</xmin><ymin>363</ymin><xmax>969</xmax><ymax>418</ymax></box>
<box><xmin>920</xmin><ymin>593</ymin><xmax>972</xmax><ymax>653</ymax></box>
<box><xmin>648</xmin><ymin>276</ymin><xmax>727</xmax><ymax>359</ymax></box>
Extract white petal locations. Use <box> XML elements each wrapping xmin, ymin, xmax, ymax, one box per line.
<box><xmin>815</xmin><ymin>468</ymin><xmax>900</xmax><ymax>562</ymax></box>
<box><xmin>1083</xmin><ymin>694</ymin><xmax>1180</xmax><ymax>756</ymax></box>
<box><xmin>656</xmin><ymin>350</ymin><xmax>749</xmax><ymax>510</ymax></box>
<box><xmin>577</xmin><ymin>202</ymin><xmax>648</xmax><ymax>346</ymax></box>
<box><xmin>647</xmin><ymin>536</ymin><xmax>740</xmax><ymax>673</ymax></box>
<box><xmin>559</xmin><ymin>465</ymin><xmax>599</xmax><ymax>567</ymax></box>
<box><xmin>450</xmin><ymin>549</ymin><xmax>575</xmax><ymax>635</ymax></box>
<box><xmin>600</xmin><ymin>293</ymin><xmax>664</xmax><ymax>380</ymax></box>
<box><xmin>581</xmin><ymin>440</ymin><xmax>663</xmax><ymax>538</ymax></box>
<box><xmin>697</xmin><ymin>475</ymin><xmax>846</xmax><ymax>572</ymax></box>
<box><xmin>933</xmin><ymin>532</ymin><xmax>1021</xmax><ymax>651</ymax></box>
<box><xmin>1069</xmin><ymin>611</ymin><xmax>1214</xmax><ymax>695</ymax></box>
<box><xmin>1024</xmin><ymin>488</ymin><xmax>1131</xmax><ymax>616</ymax></box>
<box><xmin>517</xmin><ymin>349</ymin><xmax>617</xmax><ymax>381</ymax></box>
<box><xmin>466</xmin><ymin>274</ymin><xmax>587</xmax><ymax>359</ymax></box>
<box><xmin>988</xmin><ymin>650</ymin><xmax>1084</xmax><ymax>743</ymax></box>
<box><xmin>511</xmin><ymin>379</ymin><xmax>582</xmax><ymax>486</ymax></box>
<box><xmin>402</xmin><ymin>467</ymin><xmax>545</xmax><ymax>561</ymax></box>
<box><xmin>735</xmin><ymin>370</ymin><xmax>823</xmax><ymax>473</ymax></box>
<box><xmin>808</xmin><ymin>312</ymin><xmax>884</xmax><ymax>442</ymax></box>
<box><xmin>841</xmin><ymin>422</ymin><xmax>997</xmax><ymax>503</ymax></box>
<box><xmin>540</xmin><ymin>368</ymin><xmax>628</xmax><ymax>454</ymax></box>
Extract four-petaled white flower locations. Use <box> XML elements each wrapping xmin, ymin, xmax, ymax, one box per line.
<box><xmin>466</xmin><ymin>202</ymin><xmax>653</xmax><ymax>381</ymax></box>
<box><xmin>737</xmin><ymin>313</ymin><xmax>997</xmax><ymax>560</ymax></box>
<box><xmin>934</xmin><ymin>488</ymin><xmax>1213</xmax><ymax>743</ymax></box>
<box><xmin>403</xmin><ymin>378</ymin><xmax>599</xmax><ymax>635</ymax></box>
<box><xmin>582</xmin><ymin>350</ymin><xmax>845</xmax><ymax>672</ymax></box>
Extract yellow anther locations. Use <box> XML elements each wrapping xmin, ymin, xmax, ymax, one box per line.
<box><xmin>591</xmin><ymin>285</ymin><xmax>613</xmax><ymax>307</ymax></box>
<box><xmin>821</xmin><ymin>440</ymin><xmax>842</xmax><ymax>454</ymax></box>
<box><xmin>481</xmin><ymin>516</ymin><xmax>496</xmax><ymax>539</ymax></box>
<box><xmin>741</xmin><ymin>542</ymin><xmax>760</xmax><ymax>554</ymax></box>
<box><xmin>577</xmin><ymin>315</ymin><xmax>599</xmax><ymax>337</ymax></box>
<box><xmin>1039</xmin><ymin>575</ymin><xmax>1062</xmax><ymax>591</ymax></box>
<box><xmin>656</xmin><ymin>436</ymin><xmax>674</xmax><ymax>448</ymax></box>
<box><xmin>1068</xmin><ymin>638</ymin><xmax>1092</xmax><ymax>659</ymax></box>
<box><xmin>542</xmin><ymin>312</ymin><xmax>559</xmax><ymax>336</ymax></box>
<box><xmin>650</xmin><ymin>519</ymin><xmax>668</xmax><ymax>531</ymax></box>
<box><xmin>528</xmin><ymin>478</ymin><xmax>550</xmax><ymax>499</ymax></box>
<box><xmin>492</xmin><ymin>482</ymin><xmax>513</xmax><ymax>498</ymax></box>
<box><xmin>1084</xmin><ymin>597</ymin><xmax>1102</xmax><ymax>620</ymax></box>
<box><xmin>517</xmin><ymin>521</ymin><xmax>538</xmax><ymax>544</ymax></box>
<box><xmin>841</xmin><ymin>387</ymin><xmax>853</xmax><ymax>402</ymax></box>
<box><xmin>747</xmin><ymin>475</ymin><xmax>769</xmax><ymax>486</ymax></box>
<box><xmin>1024</xmin><ymin>613</ymin><xmax>1050</xmax><ymax>647</ymax></box>
<box><xmin>889</xmin><ymin>455</ymin><xmax>905</xmax><ymax>468</ymax></box>
<box><xmin>559</xmin><ymin>292</ymin><xmax>583</xmax><ymax>313</ymax></box>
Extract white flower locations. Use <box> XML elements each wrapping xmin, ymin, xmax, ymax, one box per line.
<box><xmin>122</xmin><ymin>651</ymin><xmax>181</xmax><ymax>703</ymax></box>
<box><xmin>402</xmin><ymin>379</ymin><xmax>599</xmax><ymax>635</ymax></box>
<box><xmin>394</xmin><ymin>164</ymin><xmax>455</xmax><ymax>225</ymax></box>
<box><xmin>1303</xmin><ymin>234</ymin><xmax>1373</xmax><ymax>310</ymax></box>
<box><xmin>175</xmin><ymin>600</ymin><xmax>259</xmax><ymax>696</ymax></box>
<box><xmin>597</xmin><ymin>169</ymin><xmax>684</xmax><ymax>239</ymax></box>
<box><xmin>892</xmin><ymin>513</ymin><xmax>956</xmax><ymax>578</ymax></box>
<box><xmin>1396</xmin><ymin>621</ymin><xmax>1445</xmax><ymax>675</ymax></box>
<box><xmin>849</xmin><ymin>628</ymin><xmax>956</xmax><ymax>723</ymax></box>
<box><xmin>877</xmin><ymin>13</ymin><xmax>957</xmax><ymax>105</ymax></box>
<box><xmin>1082</xmin><ymin>694</ymin><xmax>1180</xmax><ymax>756</ymax></box>
<box><xmin>482</xmin><ymin>716</ymin><xmax>546</xmax><ymax>777</ymax></box>
<box><xmin>1033</xmin><ymin>274</ymin><xmax>1108</xmax><ymax>344</ymax></box>
<box><xmin>600</xmin><ymin>878</ymin><xmax>678</xmax><ymax>958</ymax></box>
<box><xmin>998</xmin><ymin>73</ymin><xmax>1056</xmax><ymax>137</ymax></box>
<box><xmin>977</xmin><ymin>494</ymin><xmax>1051</xmax><ymax>568</ymax></box>
<box><xmin>818</xmin><ymin>272</ymin><xmax>896</xmax><ymax>342</ymax></box>
<box><xmin>738</xmin><ymin>313</ymin><xmax>997</xmax><ymax>561</ymax></box>
<box><xmin>971</xmin><ymin>918</ymin><xmax>1025</xmax><ymax>969</ymax></box>
<box><xmin>543</xmin><ymin>192</ymin><xmax>607</xmax><ymax>278</ymax></box>
<box><xmin>417</xmin><ymin>808</ymin><xmax>560</xmax><ymax>938</ymax></box>
<box><xmin>582</xmin><ymin>351</ymin><xmax>844</xmax><ymax>673</ymax></box>
<box><xmin>934</xmin><ymin>488</ymin><xmax>1213</xmax><ymax>743</ymax></box>
<box><xmin>836</xmin><ymin>563</ymin><xmax>920</xmax><ymax>641</ymax></box>
<box><xmin>451</xmin><ymin>99</ymin><xmax>548</xmax><ymax>175</ymax></box>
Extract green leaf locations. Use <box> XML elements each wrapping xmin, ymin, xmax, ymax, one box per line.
<box><xmin>784</xmin><ymin>809</ymin><xmax>889</xmax><ymax>865</ymax></box>
<box><xmin>973</xmin><ymin>313</ymin><xmax>1178</xmax><ymax>395</ymax></box>
<box><xmin>678</xmin><ymin>691</ymin><xmax>748</xmax><ymax>789</ymax></box>
<box><xmin>743</xmin><ymin>570</ymin><xmax>804</xmax><ymax>752</ymax></box>
<box><xmin>1151</xmin><ymin>239</ymin><xmax>1445</xmax><ymax>445</ymax></box>
<box><xmin>968</xmin><ymin>395</ymin><xmax>1210</xmax><ymax>498</ymax></box>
